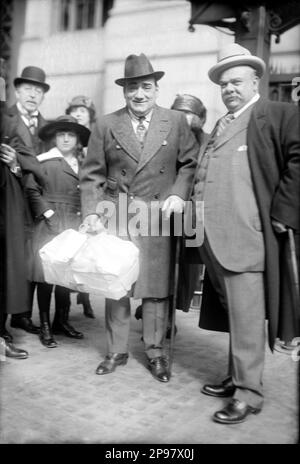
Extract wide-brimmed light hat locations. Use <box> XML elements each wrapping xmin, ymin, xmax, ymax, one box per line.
<box><xmin>14</xmin><ymin>66</ymin><xmax>50</xmax><ymax>92</ymax></box>
<box><xmin>115</xmin><ymin>53</ymin><xmax>165</xmax><ymax>86</ymax></box>
<box><xmin>38</xmin><ymin>115</ymin><xmax>90</xmax><ymax>146</ymax></box>
<box><xmin>208</xmin><ymin>43</ymin><xmax>265</xmax><ymax>84</ymax></box>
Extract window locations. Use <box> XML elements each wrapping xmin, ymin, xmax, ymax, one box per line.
<box><xmin>58</xmin><ymin>0</ymin><xmax>101</xmax><ymax>31</ymax></box>
<box><xmin>269</xmin><ymin>74</ymin><xmax>299</xmax><ymax>105</ymax></box>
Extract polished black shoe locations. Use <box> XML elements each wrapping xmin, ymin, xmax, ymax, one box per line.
<box><xmin>11</xmin><ymin>317</ymin><xmax>40</xmax><ymax>334</ymax></box>
<box><xmin>52</xmin><ymin>321</ymin><xmax>84</xmax><ymax>339</ymax></box>
<box><xmin>1</xmin><ymin>328</ymin><xmax>13</xmax><ymax>343</ymax></box>
<box><xmin>39</xmin><ymin>323</ymin><xmax>58</xmax><ymax>348</ymax></box>
<box><xmin>213</xmin><ymin>398</ymin><xmax>261</xmax><ymax>424</ymax></box>
<box><xmin>96</xmin><ymin>353</ymin><xmax>129</xmax><ymax>375</ymax></box>
<box><xmin>201</xmin><ymin>377</ymin><xmax>235</xmax><ymax>397</ymax></box>
<box><xmin>1</xmin><ymin>340</ymin><xmax>28</xmax><ymax>359</ymax></box>
<box><xmin>148</xmin><ymin>356</ymin><xmax>170</xmax><ymax>383</ymax></box>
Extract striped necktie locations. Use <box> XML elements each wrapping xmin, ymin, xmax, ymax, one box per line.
<box><xmin>136</xmin><ymin>116</ymin><xmax>147</xmax><ymax>147</ymax></box>
<box><xmin>215</xmin><ymin>113</ymin><xmax>235</xmax><ymax>137</ymax></box>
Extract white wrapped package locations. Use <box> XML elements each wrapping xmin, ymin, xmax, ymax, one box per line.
<box><xmin>39</xmin><ymin>229</ymin><xmax>140</xmax><ymax>299</ymax></box>
<box><xmin>71</xmin><ymin>232</ymin><xmax>140</xmax><ymax>299</ymax></box>
<box><xmin>39</xmin><ymin>229</ymin><xmax>88</xmax><ymax>290</ymax></box>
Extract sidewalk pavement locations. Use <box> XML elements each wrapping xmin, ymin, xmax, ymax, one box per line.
<box><xmin>0</xmin><ymin>294</ymin><xmax>298</xmax><ymax>444</ymax></box>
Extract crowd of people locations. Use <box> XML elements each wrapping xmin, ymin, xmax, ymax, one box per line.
<box><xmin>0</xmin><ymin>45</ymin><xmax>299</xmax><ymax>425</ymax></box>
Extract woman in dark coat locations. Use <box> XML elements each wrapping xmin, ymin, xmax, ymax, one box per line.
<box><xmin>65</xmin><ymin>95</ymin><xmax>97</xmax><ymax>318</ymax></box>
<box><xmin>25</xmin><ymin>115</ymin><xmax>90</xmax><ymax>348</ymax></box>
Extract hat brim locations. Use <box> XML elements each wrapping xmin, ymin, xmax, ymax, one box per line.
<box><xmin>14</xmin><ymin>77</ymin><xmax>50</xmax><ymax>92</ymax></box>
<box><xmin>39</xmin><ymin>121</ymin><xmax>90</xmax><ymax>146</ymax></box>
<box><xmin>208</xmin><ymin>56</ymin><xmax>265</xmax><ymax>84</ymax></box>
<box><xmin>115</xmin><ymin>71</ymin><xmax>165</xmax><ymax>86</ymax></box>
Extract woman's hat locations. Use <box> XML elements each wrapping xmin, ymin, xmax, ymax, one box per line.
<box><xmin>65</xmin><ymin>95</ymin><xmax>96</xmax><ymax>114</ymax></box>
<box><xmin>115</xmin><ymin>53</ymin><xmax>165</xmax><ymax>86</ymax></box>
<box><xmin>38</xmin><ymin>115</ymin><xmax>91</xmax><ymax>146</ymax></box>
<box><xmin>171</xmin><ymin>94</ymin><xmax>206</xmax><ymax>118</ymax></box>
<box><xmin>208</xmin><ymin>43</ymin><xmax>266</xmax><ymax>84</ymax></box>
<box><xmin>14</xmin><ymin>66</ymin><xmax>50</xmax><ymax>92</ymax></box>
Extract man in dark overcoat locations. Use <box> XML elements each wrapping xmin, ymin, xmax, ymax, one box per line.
<box><xmin>194</xmin><ymin>43</ymin><xmax>300</xmax><ymax>424</ymax></box>
<box><xmin>80</xmin><ymin>53</ymin><xmax>198</xmax><ymax>382</ymax></box>
<box><xmin>0</xmin><ymin>113</ymin><xmax>44</xmax><ymax>358</ymax></box>
<box><xmin>192</xmin><ymin>43</ymin><xmax>300</xmax><ymax>424</ymax></box>
<box><xmin>5</xmin><ymin>66</ymin><xmax>50</xmax><ymax>334</ymax></box>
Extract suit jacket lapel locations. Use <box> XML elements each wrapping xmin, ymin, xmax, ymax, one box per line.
<box><xmin>213</xmin><ymin>105</ymin><xmax>255</xmax><ymax>150</ymax></box>
<box><xmin>135</xmin><ymin>106</ymin><xmax>171</xmax><ymax>174</ymax></box>
<box><xmin>111</xmin><ymin>108</ymin><xmax>141</xmax><ymax>163</ymax></box>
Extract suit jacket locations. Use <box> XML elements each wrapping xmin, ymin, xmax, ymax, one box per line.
<box><xmin>5</xmin><ymin>103</ymin><xmax>47</xmax><ymax>155</ymax></box>
<box><xmin>196</xmin><ymin>99</ymin><xmax>300</xmax><ymax>348</ymax></box>
<box><xmin>80</xmin><ymin>105</ymin><xmax>198</xmax><ymax>298</ymax></box>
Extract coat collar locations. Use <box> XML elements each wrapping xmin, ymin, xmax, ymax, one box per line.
<box><xmin>110</xmin><ymin>108</ymin><xmax>142</xmax><ymax>163</ymax></box>
<box><xmin>37</xmin><ymin>147</ymin><xmax>79</xmax><ymax>179</ymax></box>
<box><xmin>135</xmin><ymin>105</ymin><xmax>171</xmax><ymax>173</ymax></box>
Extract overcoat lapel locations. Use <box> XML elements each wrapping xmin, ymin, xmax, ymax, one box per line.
<box><xmin>111</xmin><ymin>109</ymin><xmax>141</xmax><ymax>163</ymax></box>
<box><xmin>135</xmin><ymin>106</ymin><xmax>171</xmax><ymax>174</ymax></box>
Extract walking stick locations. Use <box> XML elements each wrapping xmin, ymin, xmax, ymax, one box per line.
<box><xmin>169</xmin><ymin>234</ymin><xmax>181</xmax><ymax>377</ymax></box>
<box><xmin>287</xmin><ymin>228</ymin><xmax>300</xmax><ymax>321</ymax></box>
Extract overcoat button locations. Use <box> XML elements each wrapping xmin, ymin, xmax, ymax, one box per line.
<box><xmin>76</xmin><ymin>211</ymin><xmax>81</xmax><ymax>216</ymax></box>
<box><xmin>154</xmin><ymin>194</ymin><xmax>159</xmax><ymax>199</ymax></box>
<box><xmin>121</xmin><ymin>169</ymin><xmax>126</xmax><ymax>176</ymax></box>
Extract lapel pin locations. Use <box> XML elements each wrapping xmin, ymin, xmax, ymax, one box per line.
<box><xmin>116</xmin><ymin>144</ymin><xmax>121</xmax><ymax>149</ymax></box>
<box><xmin>162</xmin><ymin>140</ymin><xmax>167</xmax><ymax>146</ymax></box>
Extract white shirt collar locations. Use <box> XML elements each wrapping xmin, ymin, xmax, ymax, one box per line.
<box><xmin>233</xmin><ymin>93</ymin><xmax>260</xmax><ymax>119</ymax></box>
<box><xmin>128</xmin><ymin>108</ymin><xmax>153</xmax><ymax>124</ymax></box>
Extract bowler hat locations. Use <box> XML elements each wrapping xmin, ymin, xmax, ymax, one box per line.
<box><xmin>208</xmin><ymin>43</ymin><xmax>265</xmax><ymax>84</ymax></box>
<box><xmin>14</xmin><ymin>66</ymin><xmax>50</xmax><ymax>92</ymax></box>
<box><xmin>115</xmin><ymin>53</ymin><xmax>164</xmax><ymax>86</ymax></box>
<box><xmin>171</xmin><ymin>94</ymin><xmax>206</xmax><ymax>118</ymax></box>
<box><xmin>38</xmin><ymin>115</ymin><xmax>90</xmax><ymax>146</ymax></box>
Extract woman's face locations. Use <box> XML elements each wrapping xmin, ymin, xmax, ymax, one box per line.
<box><xmin>55</xmin><ymin>131</ymin><xmax>78</xmax><ymax>155</ymax></box>
<box><xmin>69</xmin><ymin>106</ymin><xmax>90</xmax><ymax>128</ymax></box>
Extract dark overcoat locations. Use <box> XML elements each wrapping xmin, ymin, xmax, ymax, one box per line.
<box><xmin>80</xmin><ymin>105</ymin><xmax>198</xmax><ymax>299</ymax></box>
<box><xmin>25</xmin><ymin>148</ymin><xmax>82</xmax><ymax>282</ymax></box>
<box><xmin>197</xmin><ymin>99</ymin><xmax>300</xmax><ymax>349</ymax></box>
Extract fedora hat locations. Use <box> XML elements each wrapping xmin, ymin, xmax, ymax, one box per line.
<box><xmin>208</xmin><ymin>43</ymin><xmax>265</xmax><ymax>84</ymax></box>
<box><xmin>115</xmin><ymin>53</ymin><xmax>165</xmax><ymax>86</ymax></box>
<box><xmin>14</xmin><ymin>66</ymin><xmax>50</xmax><ymax>92</ymax></box>
<box><xmin>38</xmin><ymin>115</ymin><xmax>90</xmax><ymax>146</ymax></box>
<box><xmin>171</xmin><ymin>94</ymin><xmax>206</xmax><ymax>118</ymax></box>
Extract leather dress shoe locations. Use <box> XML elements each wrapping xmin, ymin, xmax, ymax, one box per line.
<box><xmin>96</xmin><ymin>353</ymin><xmax>129</xmax><ymax>375</ymax></box>
<box><xmin>11</xmin><ymin>317</ymin><xmax>40</xmax><ymax>334</ymax></box>
<box><xmin>201</xmin><ymin>377</ymin><xmax>235</xmax><ymax>397</ymax></box>
<box><xmin>39</xmin><ymin>323</ymin><xmax>58</xmax><ymax>348</ymax></box>
<box><xmin>1</xmin><ymin>329</ymin><xmax>13</xmax><ymax>343</ymax></box>
<box><xmin>52</xmin><ymin>321</ymin><xmax>84</xmax><ymax>339</ymax></box>
<box><xmin>148</xmin><ymin>356</ymin><xmax>170</xmax><ymax>383</ymax></box>
<box><xmin>213</xmin><ymin>398</ymin><xmax>261</xmax><ymax>424</ymax></box>
<box><xmin>2</xmin><ymin>340</ymin><xmax>28</xmax><ymax>359</ymax></box>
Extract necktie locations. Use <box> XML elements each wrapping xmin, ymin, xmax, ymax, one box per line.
<box><xmin>215</xmin><ymin>113</ymin><xmax>235</xmax><ymax>137</ymax></box>
<box><xmin>136</xmin><ymin>116</ymin><xmax>147</xmax><ymax>147</ymax></box>
<box><xmin>24</xmin><ymin>114</ymin><xmax>37</xmax><ymax>135</ymax></box>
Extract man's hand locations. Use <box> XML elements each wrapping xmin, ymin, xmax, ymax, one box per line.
<box><xmin>271</xmin><ymin>219</ymin><xmax>288</xmax><ymax>234</ymax></box>
<box><xmin>82</xmin><ymin>214</ymin><xmax>106</xmax><ymax>233</ymax></box>
<box><xmin>162</xmin><ymin>195</ymin><xmax>185</xmax><ymax>219</ymax></box>
<box><xmin>0</xmin><ymin>143</ymin><xmax>18</xmax><ymax>170</ymax></box>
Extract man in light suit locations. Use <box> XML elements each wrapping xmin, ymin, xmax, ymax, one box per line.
<box><xmin>193</xmin><ymin>43</ymin><xmax>300</xmax><ymax>424</ymax></box>
<box><xmin>5</xmin><ymin>66</ymin><xmax>50</xmax><ymax>334</ymax></box>
<box><xmin>80</xmin><ymin>53</ymin><xmax>198</xmax><ymax>382</ymax></box>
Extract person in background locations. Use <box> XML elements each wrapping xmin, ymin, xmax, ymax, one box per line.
<box><xmin>65</xmin><ymin>95</ymin><xmax>97</xmax><ymax>318</ymax></box>
<box><xmin>171</xmin><ymin>93</ymin><xmax>209</xmax><ymax>146</ymax></box>
<box><xmin>25</xmin><ymin>115</ymin><xmax>90</xmax><ymax>348</ymax></box>
<box><xmin>5</xmin><ymin>66</ymin><xmax>50</xmax><ymax>335</ymax></box>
